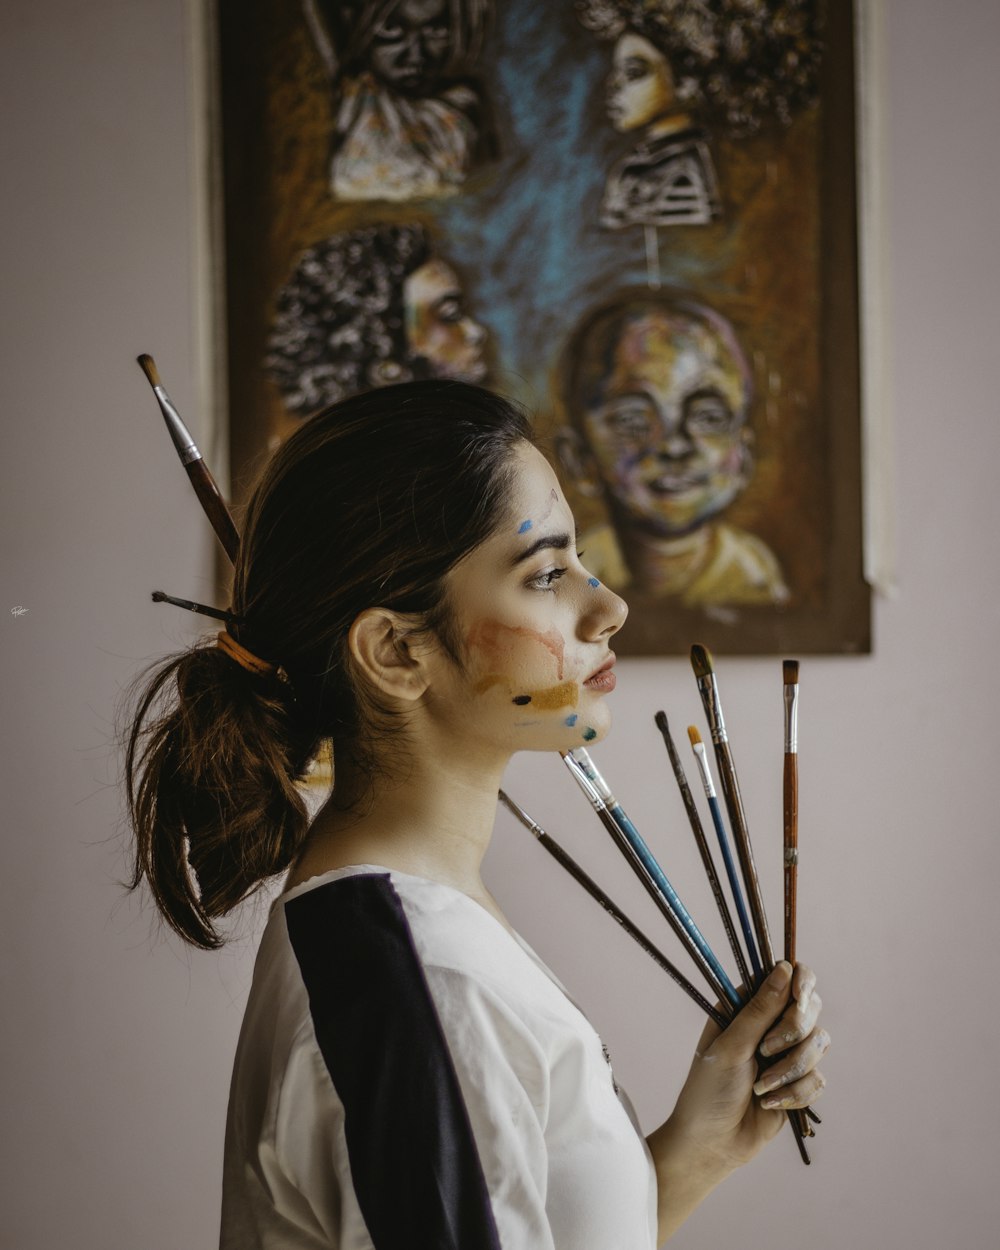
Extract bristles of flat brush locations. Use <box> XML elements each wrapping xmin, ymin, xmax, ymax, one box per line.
<box><xmin>783</xmin><ymin>658</ymin><xmax>799</xmax><ymax>685</ymax></box>
<box><xmin>690</xmin><ymin>643</ymin><xmax>714</xmax><ymax>679</ymax></box>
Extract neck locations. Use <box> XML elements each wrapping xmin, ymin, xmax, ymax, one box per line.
<box><xmin>646</xmin><ymin>112</ymin><xmax>694</xmax><ymax>140</ymax></box>
<box><xmin>289</xmin><ymin>735</ymin><xmax>511</xmax><ymax>915</ymax></box>
<box><xmin>617</xmin><ymin>523</ymin><xmax>717</xmax><ymax>595</ymax></box>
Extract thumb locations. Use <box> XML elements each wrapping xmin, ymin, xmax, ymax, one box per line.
<box><xmin>716</xmin><ymin>961</ymin><xmax>794</xmax><ymax>1064</ymax></box>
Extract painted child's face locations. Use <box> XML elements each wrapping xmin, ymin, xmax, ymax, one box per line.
<box><xmin>579</xmin><ymin>309</ymin><xmax>751</xmax><ymax>536</ymax></box>
<box><xmin>429</xmin><ymin>443</ymin><xmax>627</xmax><ymax>755</ymax></box>
<box><xmin>404</xmin><ymin>259</ymin><xmax>488</xmax><ymax>384</ymax></box>
<box><xmin>606</xmin><ymin>32</ymin><xmax>676</xmax><ymax>133</ymax></box>
<box><xmin>370</xmin><ymin>0</ymin><xmax>451</xmax><ymax>97</ymax></box>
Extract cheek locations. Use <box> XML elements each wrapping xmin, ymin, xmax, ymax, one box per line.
<box><xmin>466</xmin><ymin>619</ymin><xmax>566</xmax><ymax>682</ymax></box>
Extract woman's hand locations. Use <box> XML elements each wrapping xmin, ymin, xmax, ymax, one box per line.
<box><xmin>647</xmin><ymin>961</ymin><xmax>829</xmax><ymax>1242</ymax></box>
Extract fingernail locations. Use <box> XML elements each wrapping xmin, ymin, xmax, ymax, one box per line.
<box><xmin>754</xmin><ymin>1071</ymin><xmax>783</xmax><ymax>1096</ymax></box>
<box><xmin>759</xmin><ymin>1030</ymin><xmax>791</xmax><ymax>1057</ymax></box>
<box><xmin>761</xmin><ymin>1092</ymin><xmax>793</xmax><ymax>1110</ymax></box>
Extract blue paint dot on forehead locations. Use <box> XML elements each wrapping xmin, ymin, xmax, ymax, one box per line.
<box><xmin>564</xmin><ymin>713</ymin><xmax>578</xmax><ymax>726</ymax></box>
<box><xmin>588</xmin><ymin>577</ymin><xmax>600</xmax><ymax>588</ymax></box>
<box><xmin>518</xmin><ymin>519</ymin><xmax>533</xmax><ymax>533</ymax></box>
<box><xmin>582</xmin><ymin>726</ymin><xmax>597</xmax><ymax>741</ymax></box>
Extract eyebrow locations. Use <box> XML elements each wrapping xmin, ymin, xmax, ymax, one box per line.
<box><xmin>510</xmin><ymin>532</ymin><xmax>572</xmax><ymax>567</ymax></box>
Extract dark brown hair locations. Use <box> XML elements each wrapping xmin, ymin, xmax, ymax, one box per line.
<box><xmin>121</xmin><ymin>380</ymin><xmax>532</xmax><ymax>949</ymax></box>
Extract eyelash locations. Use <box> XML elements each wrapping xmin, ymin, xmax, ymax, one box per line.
<box><xmin>527</xmin><ymin>552</ymin><xmax>587</xmax><ymax>591</ymax></box>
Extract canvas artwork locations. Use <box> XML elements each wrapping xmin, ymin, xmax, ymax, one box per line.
<box><xmin>217</xmin><ymin>0</ymin><xmax>869</xmax><ymax>655</ymax></box>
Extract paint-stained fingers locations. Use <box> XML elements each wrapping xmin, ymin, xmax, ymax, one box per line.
<box><xmin>757</xmin><ymin>1064</ymin><xmax>827</xmax><ymax>1112</ymax></box>
<box><xmin>753</xmin><ymin>1029</ymin><xmax>831</xmax><ymax>1105</ymax></box>
<box><xmin>791</xmin><ymin>963</ymin><xmax>817</xmax><ymax>1013</ymax></box>
<box><xmin>759</xmin><ymin>989</ymin><xmax>823</xmax><ymax>1057</ymax></box>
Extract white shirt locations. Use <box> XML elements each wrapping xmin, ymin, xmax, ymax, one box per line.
<box><xmin>221</xmin><ymin>866</ymin><xmax>658</xmax><ymax>1249</ymax></box>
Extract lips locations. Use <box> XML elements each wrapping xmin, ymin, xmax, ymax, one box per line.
<box><xmin>583</xmin><ymin>655</ymin><xmax>617</xmax><ymax>692</ymax></box>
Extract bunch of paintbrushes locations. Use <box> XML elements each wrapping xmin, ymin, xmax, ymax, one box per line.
<box><xmin>136</xmin><ymin>355</ymin><xmax>813</xmax><ymax>1161</ymax></box>
<box><xmin>504</xmin><ymin>646</ymin><xmax>815</xmax><ymax>1163</ymax></box>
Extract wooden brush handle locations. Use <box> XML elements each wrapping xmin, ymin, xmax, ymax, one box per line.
<box><xmin>783</xmin><ymin>753</ymin><xmax>798</xmax><ymax>965</ymax></box>
<box><xmin>184</xmin><ymin>460</ymin><xmax>241</xmax><ymax>564</ymax></box>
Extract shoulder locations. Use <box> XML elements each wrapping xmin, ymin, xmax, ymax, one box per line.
<box><xmin>685</xmin><ymin>524</ymin><xmax>790</xmax><ymax>606</ymax></box>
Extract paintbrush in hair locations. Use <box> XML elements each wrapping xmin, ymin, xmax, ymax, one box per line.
<box><xmin>654</xmin><ymin>712</ymin><xmax>752</xmax><ymax>992</ymax></box>
<box><xmin>685</xmin><ymin>725</ymin><xmax>762</xmax><ymax>983</ymax></box>
<box><xmin>499</xmin><ymin>790</ymin><xmax>729</xmax><ymax>1029</ymax></box>
<box><xmin>690</xmin><ymin>644</ymin><xmax>774</xmax><ymax>975</ymax></box>
<box><xmin>783</xmin><ymin>660</ymin><xmax>800</xmax><ymax>965</ymax></box>
<box><xmin>562</xmin><ymin>749</ymin><xmax>742</xmax><ymax>1013</ymax></box>
<box><xmin>136</xmin><ymin>354</ymin><xmax>241</xmax><ymax>563</ymax></box>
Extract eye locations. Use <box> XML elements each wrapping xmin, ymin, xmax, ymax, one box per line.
<box><xmin>685</xmin><ymin>393</ymin><xmax>738</xmax><ymax>435</ymax></box>
<box><xmin>527</xmin><ymin>566</ymin><xmax>567</xmax><ymax>591</ymax></box>
<box><xmin>623</xmin><ymin>57</ymin><xmax>652</xmax><ymax>81</ymax></box>
<box><xmin>435</xmin><ymin>297</ymin><xmax>463</xmax><ymax>323</ymax></box>
<box><xmin>374</xmin><ymin>24</ymin><xmax>404</xmax><ymax>41</ymax></box>
<box><xmin>602</xmin><ymin>400</ymin><xmax>655</xmax><ymax>441</ymax></box>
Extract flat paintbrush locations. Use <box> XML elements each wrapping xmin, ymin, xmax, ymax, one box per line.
<box><xmin>783</xmin><ymin>660</ymin><xmax>800</xmax><ymax>965</ymax></box>
<box><xmin>685</xmin><ymin>725</ymin><xmax>762</xmax><ymax>982</ymax></box>
<box><xmin>690</xmin><ymin>644</ymin><xmax>775</xmax><ymax>975</ymax></box>
<box><xmin>136</xmin><ymin>353</ymin><xmax>241</xmax><ymax>563</ymax></box>
<box><xmin>654</xmin><ymin>712</ymin><xmax>752</xmax><ymax>992</ymax></box>
<box><xmin>562</xmin><ymin>749</ymin><xmax>742</xmax><ymax>1012</ymax></box>
<box><xmin>498</xmin><ymin>790</ymin><xmax>728</xmax><ymax>1029</ymax></box>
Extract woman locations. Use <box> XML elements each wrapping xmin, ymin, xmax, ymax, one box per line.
<box><xmin>123</xmin><ymin>380</ymin><xmax>827</xmax><ymax>1247</ymax></box>
<box><xmin>266</xmin><ymin>223</ymin><xmax>489</xmax><ymax>417</ymax></box>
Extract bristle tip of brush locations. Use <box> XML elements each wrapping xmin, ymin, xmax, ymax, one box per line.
<box><xmin>783</xmin><ymin>659</ymin><xmax>799</xmax><ymax>684</ymax></box>
<box><xmin>687</xmin><ymin>725</ymin><xmax>702</xmax><ymax>746</ymax></box>
<box><xmin>689</xmin><ymin>643</ymin><xmax>714</xmax><ymax>677</ymax></box>
<box><xmin>136</xmin><ymin>353</ymin><xmax>161</xmax><ymax>387</ymax></box>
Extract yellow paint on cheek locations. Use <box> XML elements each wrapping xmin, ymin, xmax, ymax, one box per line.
<box><xmin>523</xmin><ymin>681</ymin><xmax>579</xmax><ymax>710</ymax></box>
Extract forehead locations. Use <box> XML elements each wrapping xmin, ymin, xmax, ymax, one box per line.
<box><xmin>585</xmin><ymin>309</ymin><xmax>747</xmax><ymax>406</ymax></box>
<box><xmin>388</xmin><ymin>0</ymin><xmax>448</xmax><ymax>27</ymax></box>
<box><xmin>615</xmin><ymin>31</ymin><xmax>664</xmax><ymax>64</ymax></box>
<box><xmin>404</xmin><ymin>258</ymin><xmax>459</xmax><ymax>308</ymax></box>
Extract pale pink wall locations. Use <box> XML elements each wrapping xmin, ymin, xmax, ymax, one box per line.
<box><xmin>3</xmin><ymin>1</ymin><xmax>999</xmax><ymax>1246</ymax></box>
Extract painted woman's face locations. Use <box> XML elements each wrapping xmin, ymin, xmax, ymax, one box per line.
<box><xmin>369</xmin><ymin>0</ymin><xmax>452</xmax><ymax>97</ymax></box>
<box><xmin>425</xmin><ymin>443</ymin><xmax>627</xmax><ymax>756</ymax></box>
<box><xmin>404</xmin><ymin>258</ymin><xmax>488</xmax><ymax>384</ymax></box>
<box><xmin>578</xmin><ymin>309</ymin><xmax>752</xmax><ymax>536</ymax></box>
<box><xmin>606</xmin><ymin>32</ymin><xmax>676</xmax><ymax>133</ymax></box>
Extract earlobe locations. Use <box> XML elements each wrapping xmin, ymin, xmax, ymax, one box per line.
<box><xmin>348</xmin><ymin>609</ymin><xmax>430</xmax><ymax>704</ymax></box>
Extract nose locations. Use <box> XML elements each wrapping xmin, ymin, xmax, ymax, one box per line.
<box><xmin>464</xmin><ymin>316</ymin><xmax>487</xmax><ymax>346</ymax></box>
<box><xmin>579</xmin><ymin>578</ymin><xmax>628</xmax><ymax>642</ymax></box>
<box><xmin>656</xmin><ymin>406</ymin><xmax>694</xmax><ymax>459</ymax></box>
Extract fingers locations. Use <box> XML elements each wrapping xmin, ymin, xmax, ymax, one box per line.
<box><xmin>712</xmin><ymin>961</ymin><xmax>794</xmax><ymax>1064</ymax></box>
<box><xmin>752</xmin><ymin>1028</ymin><xmax>831</xmax><ymax>1108</ymax></box>
<box><xmin>791</xmin><ymin>963</ymin><xmax>817</xmax><ymax>1015</ymax></box>
<box><xmin>759</xmin><ymin>989</ymin><xmax>823</xmax><ymax>1058</ymax></box>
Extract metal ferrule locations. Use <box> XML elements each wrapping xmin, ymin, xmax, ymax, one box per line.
<box><xmin>153</xmin><ymin>385</ymin><xmax>201</xmax><ymax>465</ymax></box>
<box><xmin>691</xmin><ymin>741</ymin><xmax>717</xmax><ymax>799</ymax></box>
<box><xmin>566</xmin><ymin>748</ymin><xmax>614</xmax><ymax>805</ymax></box>
<box><xmin>498</xmin><ymin>791</ymin><xmax>544</xmax><ymax>841</ymax></box>
<box><xmin>562</xmin><ymin>753</ymin><xmax>606</xmax><ymax>813</ymax></box>
<box><xmin>784</xmin><ymin>683</ymin><xmax>799</xmax><ymax>753</ymax></box>
<box><xmin>697</xmin><ymin>674</ymin><xmax>728</xmax><ymax>745</ymax></box>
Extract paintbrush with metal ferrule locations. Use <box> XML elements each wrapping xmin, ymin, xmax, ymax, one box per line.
<box><xmin>499</xmin><ymin>790</ymin><xmax>729</xmax><ymax>1029</ymax></box>
<box><xmin>562</xmin><ymin>749</ymin><xmax>742</xmax><ymax>1013</ymax></box>
<box><xmin>136</xmin><ymin>354</ymin><xmax>241</xmax><ymax>563</ymax></box>
<box><xmin>684</xmin><ymin>724</ymin><xmax>762</xmax><ymax>983</ymax></box>
<box><xmin>783</xmin><ymin>660</ymin><xmax>800</xmax><ymax>966</ymax></box>
<box><xmin>654</xmin><ymin>712</ymin><xmax>753</xmax><ymax>992</ymax></box>
<box><xmin>690</xmin><ymin>645</ymin><xmax>775</xmax><ymax>976</ymax></box>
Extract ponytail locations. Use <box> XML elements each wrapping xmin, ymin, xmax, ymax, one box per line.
<box><xmin>121</xmin><ymin>640</ymin><xmax>320</xmax><ymax>950</ymax></box>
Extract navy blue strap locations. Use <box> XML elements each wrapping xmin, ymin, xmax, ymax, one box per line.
<box><xmin>285</xmin><ymin>874</ymin><xmax>502</xmax><ymax>1250</ymax></box>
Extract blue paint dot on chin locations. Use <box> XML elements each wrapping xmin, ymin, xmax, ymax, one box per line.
<box><xmin>564</xmin><ymin>713</ymin><xmax>578</xmax><ymax>726</ymax></box>
<box><xmin>518</xmin><ymin>519</ymin><xmax>533</xmax><ymax>533</ymax></box>
<box><xmin>582</xmin><ymin>726</ymin><xmax>597</xmax><ymax>741</ymax></box>
<box><xmin>588</xmin><ymin>577</ymin><xmax>600</xmax><ymax>588</ymax></box>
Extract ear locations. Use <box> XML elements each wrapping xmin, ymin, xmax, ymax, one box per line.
<box><xmin>348</xmin><ymin>608</ymin><xmax>432</xmax><ymax>705</ymax></box>
<box><xmin>554</xmin><ymin>425</ymin><xmax>604</xmax><ymax>500</ymax></box>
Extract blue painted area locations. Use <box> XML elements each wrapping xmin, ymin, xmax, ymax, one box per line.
<box><xmin>518</xmin><ymin>519</ymin><xmax>533</xmax><ymax>533</ymax></box>
<box><xmin>582</xmin><ymin>726</ymin><xmax>597</xmax><ymax>741</ymax></box>
<box><xmin>564</xmin><ymin>713</ymin><xmax>578</xmax><ymax>726</ymax></box>
<box><xmin>587</xmin><ymin>577</ymin><xmax>600</xmax><ymax>588</ymax></box>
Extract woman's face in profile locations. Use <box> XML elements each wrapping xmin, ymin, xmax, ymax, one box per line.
<box><xmin>605</xmin><ymin>32</ymin><xmax>676</xmax><ymax>133</ymax></box>
<box><xmin>369</xmin><ymin>0</ymin><xmax>452</xmax><ymax>97</ymax></box>
<box><xmin>403</xmin><ymin>258</ymin><xmax>488</xmax><ymax>383</ymax></box>
<box><xmin>576</xmin><ymin>309</ymin><xmax>751</xmax><ymax>536</ymax></box>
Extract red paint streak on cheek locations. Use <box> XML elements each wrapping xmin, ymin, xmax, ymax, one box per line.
<box><xmin>466</xmin><ymin>620</ymin><xmax>565</xmax><ymax>680</ymax></box>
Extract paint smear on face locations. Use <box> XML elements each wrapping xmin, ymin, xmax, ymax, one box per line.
<box><xmin>518</xmin><ymin>519</ymin><xmax>533</xmax><ymax>533</ymax></box>
<box><xmin>527</xmin><ymin>682</ymin><xmax>578</xmax><ymax>710</ymax></box>
<box><xmin>564</xmin><ymin>713</ymin><xmax>579</xmax><ymax>726</ymax></box>
<box><xmin>466</xmin><ymin>620</ymin><xmax>565</xmax><ymax>680</ymax></box>
<box><xmin>588</xmin><ymin>577</ymin><xmax>600</xmax><ymax>588</ymax></box>
<box><xmin>583</xmin><ymin>726</ymin><xmax>598</xmax><ymax>741</ymax></box>
<box><xmin>512</xmin><ymin>694</ymin><xmax>532</xmax><ymax>705</ymax></box>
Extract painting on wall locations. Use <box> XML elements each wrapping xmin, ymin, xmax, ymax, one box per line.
<box><xmin>216</xmin><ymin>0</ymin><xmax>869</xmax><ymax>656</ymax></box>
